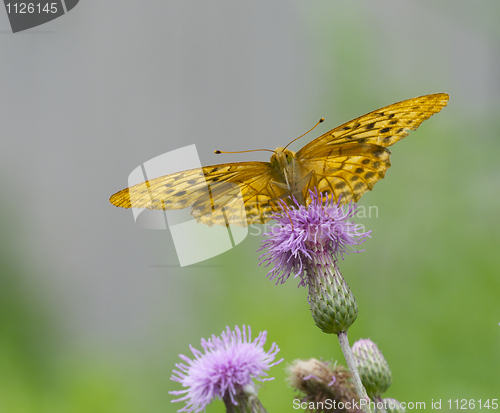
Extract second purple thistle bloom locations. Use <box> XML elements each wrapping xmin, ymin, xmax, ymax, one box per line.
<box><xmin>259</xmin><ymin>191</ymin><xmax>371</xmax><ymax>287</ymax></box>
<box><xmin>170</xmin><ymin>325</ymin><xmax>282</xmax><ymax>412</ymax></box>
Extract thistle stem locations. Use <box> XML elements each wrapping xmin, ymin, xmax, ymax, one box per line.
<box><xmin>374</xmin><ymin>396</ymin><xmax>387</xmax><ymax>413</ymax></box>
<box><xmin>222</xmin><ymin>389</ymin><xmax>269</xmax><ymax>413</ymax></box>
<box><xmin>337</xmin><ymin>331</ymin><xmax>372</xmax><ymax>413</ymax></box>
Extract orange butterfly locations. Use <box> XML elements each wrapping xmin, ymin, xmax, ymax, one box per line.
<box><xmin>109</xmin><ymin>93</ymin><xmax>449</xmax><ymax>226</ymax></box>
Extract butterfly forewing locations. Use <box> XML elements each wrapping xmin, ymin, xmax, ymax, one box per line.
<box><xmin>109</xmin><ymin>161</ymin><xmax>288</xmax><ymax>226</ymax></box>
<box><xmin>295</xmin><ymin>93</ymin><xmax>449</xmax><ymax>205</ymax></box>
<box><xmin>297</xmin><ymin>93</ymin><xmax>449</xmax><ymax>158</ymax></box>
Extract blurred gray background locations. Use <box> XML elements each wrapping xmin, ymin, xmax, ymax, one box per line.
<box><xmin>1</xmin><ymin>1</ymin><xmax>499</xmax><ymax>412</ymax></box>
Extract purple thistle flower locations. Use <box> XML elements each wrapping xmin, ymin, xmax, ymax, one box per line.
<box><xmin>170</xmin><ymin>325</ymin><xmax>282</xmax><ymax>413</ymax></box>
<box><xmin>259</xmin><ymin>191</ymin><xmax>371</xmax><ymax>286</ymax></box>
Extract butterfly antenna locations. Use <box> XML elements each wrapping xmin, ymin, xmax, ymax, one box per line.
<box><xmin>283</xmin><ymin>118</ymin><xmax>324</xmax><ymax>150</ymax></box>
<box><xmin>214</xmin><ymin>148</ymin><xmax>275</xmax><ymax>155</ymax></box>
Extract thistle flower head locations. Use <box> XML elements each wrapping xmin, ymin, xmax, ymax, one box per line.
<box><xmin>287</xmin><ymin>358</ymin><xmax>361</xmax><ymax>413</ymax></box>
<box><xmin>259</xmin><ymin>191</ymin><xmax>371</xmax><ymax>286</ymax></box>
<box><xmin>170</xmin><ymin>325</ymin><xmax>282</xmax><ymax>413</ymax></box>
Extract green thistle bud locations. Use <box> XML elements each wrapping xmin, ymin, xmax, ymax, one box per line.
<box><xmin>351</xmin><ymin>339</ymin><xmax>392</xmax><ymax>398</ymax></box>
<box><xmin>382</xmin><ymin>398</ymin><xmax>406</xmax><ymax>413</ymax></box>
<box><xmin>308</xmin><ymin>260</ymin><xmax>358</xmax><ymax>335</ymax></box>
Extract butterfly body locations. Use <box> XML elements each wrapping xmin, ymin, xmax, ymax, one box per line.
<box><xmin>110</xmin><ymin>93</ymin><xmax>449</xmax><ymax>226</ymax></box>
<box><xmin>268</xmin><ymin>146</ymin><xmax>310</xmax><ymax>206</ymax></box>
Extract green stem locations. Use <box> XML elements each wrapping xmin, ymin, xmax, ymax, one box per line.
<box><xmin>337</xmin><ymin>331</ymin><xmax>372</xmax><ymax>413</ymax></box>
<box><xmin>222</xmin><ymin>387</ymin><xmax>268</xmax><ymax>413</ymax></box>
<box><xmin>374</xmin><ymin>396</ymin><xmax>387</xmax><ymax>413</ymax></box>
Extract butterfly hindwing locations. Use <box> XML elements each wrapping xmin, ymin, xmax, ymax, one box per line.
<box><xmin>300</xmin><ymin>143</ymin><xmax>391</xmax><ymax>204</ymax></box>
<box><xmin>190</xmin><ymin>162</ymin><xmax>288</xmax><ymax>226</ymax></box>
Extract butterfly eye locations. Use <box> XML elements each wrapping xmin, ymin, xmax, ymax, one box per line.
<box><xmin>270</xmin><ymin>154</ymin><xmax>278</xmax><ymax>167</ymax></box>
<box><xmin>286</xmin><ymin>152</ymin><xmax>293</xmax><ymax>163</ymax></box>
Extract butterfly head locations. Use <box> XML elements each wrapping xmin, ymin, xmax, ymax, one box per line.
<box><xmin>270</xmin><ymin>147</ymin><xmax>295</xmax><ymax>170</ymax></box>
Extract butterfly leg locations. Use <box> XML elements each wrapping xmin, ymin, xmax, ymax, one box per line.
<box><xmin>295</xmin><ymin>170</ymin><xmax>315</xmax><ymax>207</ymax></box>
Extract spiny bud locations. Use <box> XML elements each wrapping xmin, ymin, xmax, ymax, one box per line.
<box><xmin>308</xmin><ymin>262</ymin><xmax>358</xmax><ymax>335</ymax></box>
<box><xmin>287</xmin><ymin>358</ymin><xmax>361</xmax><ymax>413</ymax></box>
<box><xmin>351</xmin><ymin>339</ymin><xmax>392</xmax><ymax>398</ymax></box>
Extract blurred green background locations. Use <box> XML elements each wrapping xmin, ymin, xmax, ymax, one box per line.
<box><xmin>1</xmin><ymin>1</ymin><xmax>499</xmax><ymax>412</ymax></box>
